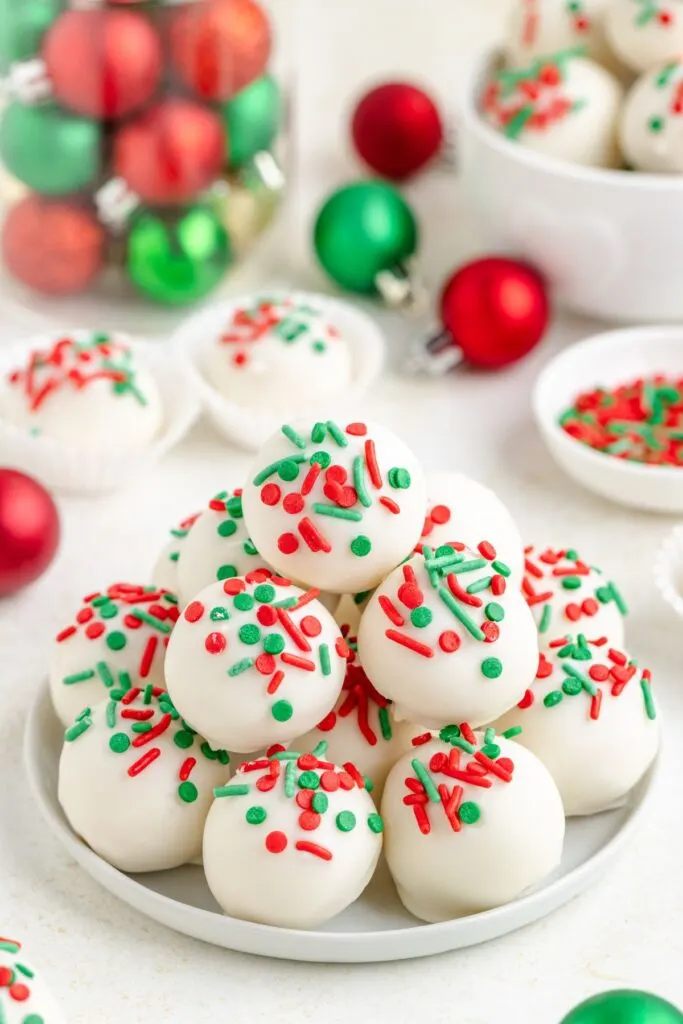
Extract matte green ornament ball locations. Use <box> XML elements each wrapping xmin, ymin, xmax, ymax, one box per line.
<box><xmin>560</xmin><ymin>991</ymin><xmax>683</xmax><ymax>1024</ymax></box>
<box><xmin>0</xmin><ymin>0</ymin><xmax>62</xmax><ymax>72</ymax></box>
<box><xmin>223</xmin><ymin>74</ymin><xmax>281</xmax><ymax>170</ymax></box>
<box><xmin>126</xmin><ymin>205</ymin><xmax>232</xmax><ymax>306</ymax></box>
<box><xmin>313</xmin><ymin>181</ymin><xmax>419</xmax><ymax>295</ymax></box>
<box><xmin>0</xmin><ymin>101</ymin><xmax>99</xmax><ymax>195</ymax></box>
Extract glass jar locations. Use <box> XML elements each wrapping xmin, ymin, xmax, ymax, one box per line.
<box><xmin>0</xmin><ymin>0</ymin><xmax>288</xmax><ymax>326</ymax></box>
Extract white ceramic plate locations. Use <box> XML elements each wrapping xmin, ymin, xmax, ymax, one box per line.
<box><xmin>171</xmin><ymin>291</ymin><xmax>385</xmax><ymax>452</ymax></box>
<box><xmin>534</xmin><ymin>326</ymin><xmax>683</xmax><ymax>513</ymax></box>
<box><xmin>25</xmin><ymin>683</ymin><xmax>657</xmax><ymax>964</ymax></box>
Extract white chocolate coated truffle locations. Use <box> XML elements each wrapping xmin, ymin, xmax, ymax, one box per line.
<box><xmin>506</xmin><ymin>0</ymin><xmax>615</xmax><ymax>72</ymax></box>
<box><xmin>165</xmin><ymin>575</ymin><xmax>347</xmax><ymax>752</ymax></box>
<box><xmin>58</xmin><ymin>687</ymin><xmax>231</xmax><ymax>873</ymax></box>
<box><xmin>0</xmin><ymin>937</ymin><xmax>65</xmax><ymax>1024</ymax></box>
<box><xmin>358</xmin><ymin>546</ymin><xmax>538</xmax><ymax>729</ymax></box>
<box><xmin>0</xmin><ymin>331</ymin><xmax>163</xmax><ymax>448</ymax></box>
<box><xmin>205</xmin><ymin>295</ymin><xmax>353</xmax><ymax>412</ymax></box>
<box><xmin>620</xmin><ymin>59</ymin><xmax>683</xmax><ymax>170</ymax></box>
<box><xmin>152</xmin><ymin>511</ymin><xmax>201</xmax><ymax>593</ymax></box>
<box><xmin>492</xmin><ymin>635</ymin><xmax>659</xmax><ymax>815</ymax></box>
<box><xmin>203</xmin><ymin>745</ymin><xmax>383</xmax><ymax>929</ymax></box>
<box><xmin>605</xmin><ymin>0</ymin><xmax>683</xmax><ymax>73</ymax></box>
<box><xmin>482</xmin><ymin>53</ymin><xmax>623</xmax><ymax>168</ymax></box>
<box><xmin>382</xmin><ymin>731</ymin><xmax>565</xmax><ymax>922</ymax></box>
<box><xmin>421</xmin><ymin>471</ymin><xmax>524</xmax><ymax>578</ymax></box>
<box><xmin>49</xmin><ymin>584</ymin><xmax>179</xmax><ymax>728</ymax></box>
<box><xmin>242</xmin><ymin>418</ymin><xmax>427</xmax><ymax>594</ymax></box>
<box><xmin>523</xmin><ymin>545</ymin><xmax>627</xmax><ymax>649</ymax></box>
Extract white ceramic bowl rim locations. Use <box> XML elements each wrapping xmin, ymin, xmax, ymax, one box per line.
<box><xmin>463</xmin><ymin>48</ymin><xmax>683</xmax><ymax>191</ymax></box>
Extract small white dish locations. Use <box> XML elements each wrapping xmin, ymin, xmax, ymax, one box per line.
<box><xmin>171</xmin><ymin>290</ymin><xmax>385</xmax><ymax>452</ymax></box>
<box><xmin>533</xmin><ymin>325</ymin><xmax>683</xmax><ymax>514</ymax></box>
<box><xmin>655</xmin><ymin>525</ymin><xmax>683</xmax><ymax>619</ymax></box>
<box><xmin>25</xmin><ymin>681</ymin><xmax>656</xmax><ymax>963</ymax></box>
<box><xmin>0</xmin><ymin>331</ymin><xmax>199</xmax><ymax>495</ymax></box>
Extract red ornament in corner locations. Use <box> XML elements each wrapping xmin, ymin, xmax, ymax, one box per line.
<box><xmin>0</xmin><ymin>469</ymin><xmax>60</xmax><ymax>597</ymax></box>
<box><xmin>351</xmin><ymin>82</ymin><xmax>444</xmax><ymax>181</ymax></box>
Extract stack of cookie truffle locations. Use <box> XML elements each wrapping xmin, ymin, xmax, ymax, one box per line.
<box><xmin>50</xmin><ymin>416</ymin><xmax>659</xmax><ymax>928</ymax></box>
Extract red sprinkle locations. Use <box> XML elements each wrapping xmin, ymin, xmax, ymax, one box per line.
<box><xmin>385</xmin><ymin>629</ymin><xmax>434</xmax><ymax>658</ymax></box>
<box><xmin>278</xmin><ymin>532</ymin><xmax>299</xmax><ymax>554</ymax></box>
<box><xmin>277</xmin><ymin>608</ymin><xmax>311</xmax><ymax>651</ymax></box>
<box><xmin>280</xmin><ymin>653</ymin><xmax>316</xmax><ymax>671</ymax></box>
<box><xmin>345</xmin><ymin>422</ymin><xmax>367</xmax><ymax>436</ymax></box>
<box><xmin>439</xmin><ymin>630</ymin><xmax>461</xmax><ymax>653</ymax></box>
<box><xmin>320</xmin><ymin>770</ymin><xmax>340</xmax><ymax>791</ymax></box>
<box><xmin>298</xmin><ymin>811</ymin><xmax>321</xmax><ymax>831</ymax></box>
<box><xmin>298</xmin><ymin>517</ymin><xmax>332</xmax><ymax>553</ymax></box>
<box><xmin>128</xmin><ymin>747</ymin><xmax>162</xmax><ymax>777</ymax></box>
<box><xmin>430</xmin><ymin>504</ymin><xmax>451</xmax><ymax>525</ymax></box>
<box><xmin>261</xmin><ymin>483</ymin><xmax>281</xmax><ymax>506</ymax></box>
<box><xmin>379</xmin><ymin>496</ymin><xmax>401</xmax><ymax>514</ymax></box>
<box><xmin>411</xmin><ymin>732</ymin><xmax>433</xmax><ymax>746</ymax></box>
<box><xmin>378</xmin><ymin>595</ymin><xmax>405</xmax><ymax>626</ymax></box>
<box><xmin>255</xmin><ymin>653</ymin><xmax>276</xmax><ymax>675</ymax></box>
<box><xmin>283</xmin><ymin>493</ymin><xmax>305</xmax><ymax>515</ymax></box>
<box><xmin>478</xmin><ymin>540</ymin><xmax>497</xmax><ymax>560</ymax></box>
<box><xmin>295</xmin><ymin>840</ymin><xmax>333</xmax><ymax>860</ymax></box>
<box><xmin>267</xmin><ymin>670</ymin><xmax>285</xmax><ymax>694</ymax></box>
<box><xmin>300</xmin><ymin>615</ymin><xmax>322</xmax><ymax>637</ymax></box>
<box><xmin>300</xmin><ymin>462</ymin><xmax>322</xmax><ymax>496</ymax></box>
<box><xmin>56</xmin><ymin>625</ymin><xmax>77</xmax><ymax>642</ymax></box>
<box><xmin>364</xmin><ymin>439</ymin><xmax>382</xmax><ymax>488</ymax></box>
<box><xmin>184</xmin><ymin>601</ymin><xmax>204</xmax><ymax>623</ymax></box>
<box><xmin>179</xmin><ymin>757</ymin><xmax>196</xmax><ymax>782</ymax></box>
<box><xmin>139</xmin><ymin>636</ymin><xmax>158</xmax><ymax>677</ymax></box>
<box><xmin>265</xmin><ymin>830</ymin><xmax>288</xmax><ymax>853</ymax></box>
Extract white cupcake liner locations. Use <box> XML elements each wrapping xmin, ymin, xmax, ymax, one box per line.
<box><xmin>654</xmin><ymin>525</ymin><xmax>683</xmax><ymax>619</ymax></box>
<box><xmin>170</xmin><ymin>289</ymin><xmax>386</xmax><ymax>452</ymax></box>
<box><xmin>0</xmin><ymin>331</ymin><xmax>200</xmax><ymax>495</ymax></box>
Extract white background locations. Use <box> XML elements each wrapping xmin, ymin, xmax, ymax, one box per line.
<box><xmin>3</xmin><ymin>1</ymin><xmax>683</xmax><ymax>1021</ymax></box>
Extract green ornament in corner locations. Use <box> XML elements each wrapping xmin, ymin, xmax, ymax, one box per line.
<box><xmin>0</xmin><ymin>101</ymin><xmax>99</xmax><ymax>195</ymax></box>
<box><xmin>126</xmin><ymin>205</ymin><xmax>232</xmax><ymax>306</ymax></box>
<box><xmin>561</xmin><ymin>991</ymin><xmax>683</xmax><ymax>1024</ymax></box>
<box><xmin>222</xmin><ymin>74</ymin><xmax>282</xmax><ymax>170</ymax></box>
<box><xmin>0</xmin><ymin>0</ymin><xmax>62</xmax><ymax>72</ymax></box>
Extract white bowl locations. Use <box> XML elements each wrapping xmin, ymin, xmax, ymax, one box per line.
<box><xmin>459</xmin><ymin>51</ymin><xmax>683</xmax><ymax>322</ymax></box>
<box><xmin>533</xmin><ymin>325</ymin><xmax>683</xmax><ymax>513</ymax></box>
<box><xmin>171</xmin><ymin>291</ymin><xmax>385</xmax><ymax>452</ymax></box>
<box><xmin>655</xmin><ymin>525</ymin><xmax>683</xmax><ymax>618</ymax></box>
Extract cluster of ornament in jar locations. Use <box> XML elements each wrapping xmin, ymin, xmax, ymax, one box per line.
<box><xmin>492</xmin><ymin>634</ymin><xmax>659</xmax><ymax>815</ymax></box>
<box><xmin>291</xmin><ymin>622</ymin><xmax>416</xmax><ymax>799</ymax></box>
<box><xmin>420</xmin><ymin>471</ymin><xmax>524</xmax><ymax>578</ymax></box>
<box><xmin>203</xmin><ymin>740</ymin><xmax>383</xmax><ymax>928</ymax></box>
<box><xmin>381</xmin><ymin>726</ymin><xmax>565</xmax><ymax>922</ymax></box>
<box><xmin>165</xmin><ymin>574</ymin><xmax>348</xmax><ymax>753</ymax></box>
<box><xmin>605</xmin><ymin>0</ymin><xmax>683</xmax><ymax>73</ymax></box>
<box><xmin>242</xmin><ymin>418</ymin><xmax>426</xmax><ymax>594</ymax></box>
<box><xmin>0</xmin><ymin>935</ymin><xmax>65</xmax><ymax>1024</ymax></box>
<box><xmin>49</xmin><ymin>583</ymin><xmax>179</xmax><ymax>727</ymax></box>
<box><xmin>204</xmin><ymin>295</ymin><xmax>354</xmax><ymax>412</ymax></box>
<box><xmin>523</xmin><ymin>544</ymin><xmax>627</xmax><ymax>649</ymax></box>
<box><xmin>0</xmin><ymin>333</ymin><xmax>163</xmax><ymax>448</ymax></box>
<box><xmin>58</xmin><ymin>684</ymin><xmax>230</xmax><ymax>873</ymax></box>
<box><xmin>505</xmin><ymin>0</ymin><xmax>617</xmax><ymax>74</ymax></box>
<box><xmin>481</xmin><ymin>49</ymin><xmax>623</xmax><ymax>167</ymax></box>
<box><xmin>358</xmin><ymin>541</ymin><xmax>538</xmax><ymax>729</ymax></box>
<box><xmin>152</xmin><ymin>511</ymin><xmax>202</xmax><ymax>594</ymax></box>
<box><xmin>620</xmin><ymin>58</ymin><xmax>683</xmax><ymax>170</ymax></box>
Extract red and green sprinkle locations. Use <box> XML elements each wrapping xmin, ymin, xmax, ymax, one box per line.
<box><xmin>523</xmin><ymin>545</ymin><xmax>627</xmax><ymax>634</ymax></box>
<box><xmin>218</xmin><ymin>296</ymin><xmax>342</xmax><ymax>368</ymax></box>
<box><xmin>482</xmin><ymin>49</ymin><xmax>587</xmax><ymax>140</ymax></box>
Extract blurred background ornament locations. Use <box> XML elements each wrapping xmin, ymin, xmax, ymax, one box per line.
<box><xmin>210</xmin><ymin>175</ymin><xmax>280</xmax><ymax>255</ymax></box>
<box><xmin>0</xmin><ymin>469</ymin><xmax>60</xmax><ymax>598</ymax></box>
<box><xmin>0</xmin><ymin>101</ymin><xmax>99</xmax><ymax>195</ymax></box>
<box><xmin>560</xmin><ymin>991</ymin><xmax>683</xmax><ymax>1024</ymax></box>
<box><xmin>351</xmin><ymin>81</ymin><xmax>444</xmax><ymax>181</ymax></box>
<box><xmin>313</xmin><ymin>180</ymin><xmax>422</xmax><ymax>307</ymax></box>
<box><xmin>0</xmin><ymin>0</ymin><xmax>62</xmax><ymax>73</ymax></box>
<box><xmin>222</xmin><ymin>72</ymin><xmax>281</xmax><ymax>170</ymax></box>
<box><xmin>126</xmin><ymin>204</ymin><xmax>232</xmax><ymax>306</ymax></box>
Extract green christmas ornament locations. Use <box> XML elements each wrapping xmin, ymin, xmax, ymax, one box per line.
<box><xmin>126</xmin><ymin>205</ymin><xmax>232</xmax><ymax>306</ymax></box>
<box><xmin>223</xmin><ymin>74</ymin><xmax>281</xmax><ymax>170</ymax></box>
<box><xmin>561</xmin><ymin>991</ymin><xmax>683</xmax><ymax>1024</ymax></box>
<box><xmin>0</xmin><ymin>101</ymin><xmax>99</xmax><ymax>195</ymax></box>
<box><xmin>0</xmin><ymin>0</ymin><xmax>62</xmax><ymax>72</ymax></box>
<box><xmin>313</xmin><ymin>180</ymin><xmax>420</xmax><ymax>306</ymax></box>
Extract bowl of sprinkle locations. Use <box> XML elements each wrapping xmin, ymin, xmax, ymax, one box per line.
<box><xmin>533</xmin><ymin>325</ymin><xmax>683</xmax><ymax>513</ymax></box>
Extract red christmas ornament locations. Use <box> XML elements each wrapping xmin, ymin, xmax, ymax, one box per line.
<box><xmin>420</xmin><ymin>257</ymin><xmax>550</xmax><ymax>372</ymax></box>
<box><xmin>351</xmin><ymin>82</ymin><xmax>444</xmax><ymax>181</ymax></box>
<box><xmin>43</xmin><ymin>8</ymin><xmax>162</xmax><ymax>119</ymax></box>
<box><xmin>169</xmin><ymin>0</ymin><xmax>272</xmax><ymax>102</ymax></box>
<box><xmin>2</xmin><ymin>196</ymin><xmax>106</xmax><ymax>297</ymax></box>
<box><xmin>0</xmin><ymin>469</ymin><xmax>60</xmax><ymax>597</ymax></box>
<box><xmin>114</xmin><ymin>98</ymin><xmax>225</xmax><ymax>205</ymax></box>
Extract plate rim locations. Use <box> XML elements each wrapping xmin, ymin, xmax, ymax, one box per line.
<box><xmin>24</xmin><ymin>681</ymin><xmax>658</xmax><ymax>963</ymax></box>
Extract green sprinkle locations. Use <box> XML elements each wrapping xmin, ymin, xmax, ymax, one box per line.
<box><xmin>482</xmin><ymin>743</ymin><xmax>500</xmax><ymax>759</ymax></box>
<box><xmin>310</xmin><ymin>449</ymin><xmax>331</xmax><ymax>468</ymax></box>
<box><xmin>544</xmin><ymin>691</ymin><xmax>563</xmax><ymax>708</ymax></box>
<box><xmin>538</xmin><ymin>604</ymin><xmax>552</xmax><ymax>634</ymax></box>
<box><xmin>641</xmin><ymin>676</ymin><xmax>657</xmax><ymax>720</ymax></box>
<box><xmin>243</xmin><ymin>538</ymin><xmax>259</xmax><ymax>556</ymax></box>
<box><xmin>561</xmin><ymin>576</ymin><xmax>582</xmax><ymax>590</ymax></box>
<box><xmin>367</xmin><ymin>813</ymin><xmax>384</xmax><ymax>833</ymax></box>
<box><xmin>312</xmin><ymin>502</ymin><xmax>363</xmax><ymax>522</ymax></box>
<box><xmin>364</xmin><ymin>776</ymin><xmax>373</xmax><ymax>793</ymax></box>
<box><xmin>459</xmin><ymin>801</ymin><xmax>481</xmax><ymax>825</ymax></box>
<box><xmin>423</xmin><ymin>549</ymin><xmax>465</xmax><ymax>572</ymax></box>
<box><xmin>210</xmin><ymin>606</ymin><xmax>230</xmax><ymax>621</ymax></box>
<box><xmin>129</xmin><ymin>609</ymin><xmax>172</xmax><ymax>634</ymax></box>
<box><xmin>239</xmin><ymin>624</ymin><xmax>261</xmax><ymax>645</ymax></box>
<box><xmin>326</xmin><ymin>420</ymin><xmax>348</xmax><ymax>447</ymax></box>
<box><xmin>336</xmin><ymin>811</ymin><xmax>356</xmax><ymax>832</ymax></box>
<box><xmin>596</xmin><ymin>580</ymin><xmax>628</xmax><ymax>616</ymax></box>
<box><xmin>481</xmin><ymin>657</ymin><xmax>503</xmax><ymax>679</ymax></box>
<box><xmin>388</xmin><ymin>467</ymin><xmax>411</xmax><ymax>489</ymax></box>
<box><xmin>378</xmin><ymin>705</ymin><xmax>392</xmax><ymax>741</ymax></box>
<box><xmin>263</xmin><ymin>633</ymin><xmax>286</xmax><ymax>655</ymax></box>
<box><xmin>562</xmin><ymin>677</ymin><xmax>582</xmax><ymax>696</ymax></box>
<box><xmin>118</xmin><ymin>671</ymin><xmax>132</xmax><ymax>691</ymax></box>
<box><xmin>411</xmin><ymin>758</ymin><xmax>440</xmax><ymax>803</ymax></box>
<box><xmin>106</xmin><ymin>701</ymin><xmax>117</xmax><ymax>729</ymax></box>
<box><xmin>350</xmin><ymin>535</ymin><xmax>372</xmax><ymax>557</ymax></box>
<box><xmin>0</xmin><ymin>940</ymin><xmax>20</xmax><ymax>954</ymax></box>
<box><xmin>96</xmin><ymin>661</ymin><xmax>115</xmax><ymax>688</ymax></box>
<box><xmin>353</xmin><ymin>455</ymin><xmax>372</xmax><ymax>508</ymax></box>
<box><xmin>132</xmin><ymin>721</ymin><xmax>152</xmax><ymax>734</ymax></box>
<box><xmin>410</xmin><ymin>606</ymin><xmax>433</xmax><ymax>628</ymax></box>
<box><xmin>65</xmin><ymin>719</ymin><xmax>92</xmax><ymax>742</ymax></box>
<box><xmin>504</xmin><ymin>104</ymin><xmax>533</xmax><ymax>139</ymax></box>
<box><xmin>254</xmin><ymin>584</ymin><xmax>276</xmax><ymax>603</ymax></box>
<box><xmin>312</xmin><ymin>739</ymin><xmax>329</xmax><ymax>758</ymax></box>
<box><xmin>201</xmin><ymin>741</ymin><xmax>218</xmax><ymax>760</ymax></box>
<box><xmin>217</xmin><ymin>519</ymin><xmax>237</xmax><ymax>538</ymax></box>
<box><xmin>214</xmin><ymin>784</ymin><xmax>250</xmax><ymax>797</ymax></box>
<box><xmin>491</xmin><ymin>560</ymin><xmax>511</xmax><ymax>577</ymax></box>
<box><xmin>485</xmin><ymin>602</ymin><xmax>505</xmax><ymax>622</ymax></box>
<box><xmin>449</xmin><ymin>558</ymin><xmax>488</xmax><ymax>575</ymax></box>
<box><xmin>109</xmin><ymin>732</ymin><xmax>130</xmax><ymax>753</ymax></box>
<box><xmin>285</xmin><ymin>759</ymin><xmax>297</xmax><ymax>797</ymax></box>
<box><xmin>217</xmin><ymin>564</ymin><xmax>238</xmax><ymax>581</ymax></box>
<box><xmin>271</xmin><ymin>750</ymin><xmax>299</xmax><ymax>760</ymax></box>
<box><xmin>63</xmin><ymin>669</ymin><xmax>95</xmax><ymax>685</ymax></box>
<box><xmin>467</xmin><ymin>576</ymin><xmax>493</xmax><ymax>594</ymax></box>
<box><xmin>298</xmin><ymin>770</ymin><xmax>320</xmax><ymax>790</ymax></box>
<box><xmin>253</xmin><ymin>454</ymin><xmax>307</xmax><ymax>485</ymax></box>
<box><xmin>228</xmin><ymin>658</ymin><xmax>254</xmax><ymax>676</ymax></box>
<box><xmin>438</xmin><ymin>587</ymin><xmax>486</xmax><ymax>640</ymax></box>
<box><xmin>502</xmin><ymin>726</ymin><xmax>522</xmax><ymax>739</ymax></box>
<box><xmin>278</xmin><ymin>459</ymin><xmax>301</xmax><ymax>482</ymax></box>
<box><xmin>246</xmin><ymin>805</ymin><xmax>267</xmax><ymax>824</ymax></box>
<box><xmin>99</xmin><ymin>602</ymin><xmax>118</xmax><ymax>619</ymax></box>
<box><xmin>234</xmin><ymin>593</ymin><xmax>255</xmax><ymax>612</ymax></box>
<box><xmin>76</xmin><ymin>707</ymin><xmax>92</xmax><ymax>721</ymax></box>
<box><xmin>272</xmin><ymin>699</ymin><xmax>293</xmax><ymax>722</ymax></box>
<box><xmin>319</xmin><ymin>643</ymin><xmax>331</xmax><ymax>676</ymax></box>
<box><xmin>484</xmin><ymin>727</ymin><xmax>496</xmax><ymax>745</ymax></box>
<box><xmin>174</xmin><ymin>730</ymin><xmax>194</xmax><ymax>749</ymax></box>
<box><xmin>178</xmin><ymin>781</ymin><xmax>198</xmax><ymax>804</ymax></box>
<box><xmin>143</xmin><ymin>684</ymin><xmax>154</xmax><ymax>704</ymax></box>
<box><xmin>312</xmin><ymin>792</ymin><xmax>329</xmax><ymax>813</ymax></box>
<box><xmin>282</xmin><ymin>424</ymin><xmax>307</xmax><ymax>449</ymax></box>
<box><xmin>91</xmin><ymin>595</ymin><xmax>110</xmax><ymax>607</ymax></box>
<box><xmin>563</xmin><ymin>663</ymin><xmax>597</xmax><ymax>695</ymax></box>
<box><xmin>311</xmin><ymin>422</ymin><xmax>327</xmax><ymax>443</ymax></box>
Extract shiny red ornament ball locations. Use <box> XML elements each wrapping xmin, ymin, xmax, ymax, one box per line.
<box><xmin>440</xmin><ymin>257</ymin><xmax>549</xmax><ymax>370</ymax></box>
<box><xmin>2</xmin><ymin>196</ymin><xmax>106</xmax><ymax>297</ymax></box>
<box><xmin>351</xmin><ymin>82</ymin><xmax>444</xmax><ymax>181</ymax></box>
<box><xmin>169</xmin><ymin>0</ymin><xmax>272</xmax><ymax>101</ymax></box>
<box><xmin>114</xmin><ymin>98</ymin><xmax>225</xmax><ymax>205</ymax></box>
<box><xmin>43</xmin><ymin>8</ymin><xmax>162</xmax><ymax>119</ymax></box>
<box><xmin>0</xmin><ymin>470</ymin><xmax>60</xmax><ymax>598</ymax></box>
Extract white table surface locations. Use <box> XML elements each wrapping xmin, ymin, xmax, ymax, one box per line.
<box><xmin>3</xmin><ymin>1</ymin><xmax>683</xmax><ymax>1021</ymax></box>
